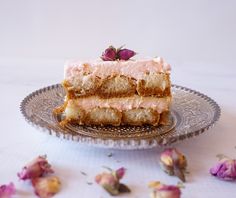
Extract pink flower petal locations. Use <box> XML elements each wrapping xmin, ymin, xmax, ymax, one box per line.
<box><xmin>116</xmin><ymin>167</ymin><xmax>126</xmax><ymax>179</ymax></box>
<box><xmin>95</xmin><ymin>172</ymin><xmax>117</xmax><ymax>187</ymax></box>
<box><xmin>0</xmin><ymin>182</ymin><xmax>16</xmax><ymax>198</ymax></box>
<box><xmin>210</xmin><ymin>159</ymin><xmax>236</xmax><ymax>181</ymax></box>
<box><xmin>149</xmin><ymin>182</ymin><xmax>181</xmax><ymax>198</ymax></box>
<box><xmin>18</xmin><ymin>155</ymin><xmax>54</xmax><ymax>180</ymax></box>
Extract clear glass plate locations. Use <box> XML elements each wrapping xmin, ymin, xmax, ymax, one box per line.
<box><xmin>20</xmin><ymin>84</ymin><xmax>221</xmax><ymax>149</ymax></box>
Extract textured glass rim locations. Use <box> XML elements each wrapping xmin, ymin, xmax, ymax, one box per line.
<box><xmin>20</xmin><ymin>84</ymin><xmax>221</xmax><ymax>150</ymax></box>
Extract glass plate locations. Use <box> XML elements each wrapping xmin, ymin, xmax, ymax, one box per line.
<box><xmin>20</xmin><ymin>84</ymin><xmax>221</xmax><ymax>149</ymax></box>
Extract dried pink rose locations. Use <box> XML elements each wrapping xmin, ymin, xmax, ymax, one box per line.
<box><xmin>32</xmin><ymin>176</ymin><xmax>61</xmax><ymax>198</ymax></box>
<box><xmin>210</xmin><ymin>158</ymin><xmax>236</xmax><ymax>181</ymax></box>
<box><xmin>160</xmin><ymin>148</ymin><xmax>187</xmax><ymax>182</ymax></box>
<box><xmin>95</xmin><ymin>167</ymin><xmax>130</xmax><ymax>196</ymax></box>
<box><xmin>115</xmin><ymin>167</ymin><xmax>125</xmax><ymax>179</ymax></box>
<box><xmin>101</xmin><ymin>46</ymin><xmax>117</xmax><ymax>61</ymax></box>
<box><xmin>17</xmin><ymin>155</ymin><xmax>54</xmax><ymax>180</ymax></box>
<box><xmin>0</xmin><ymin>182</ymin><xmax>16</xmax><ymax>198</ymax></box>
<box><xmin>149</xmin><ymin>181</ymin><xmax>181</xmax><ymax>198</ymax></box>
<box><xmin>101</xmin><ymin>46</ymin><xmax>136</xmax><ymax>61</ymax></box>
<box><xmin>117</xmin><ymin>48</ymin><xmax>136</xmax><ymax>60</ymax></box>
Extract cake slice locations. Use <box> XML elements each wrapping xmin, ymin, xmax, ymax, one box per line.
<box><xmin>55</xmin><ymin>46</ymin><xmax>172</xmax><ymax>126</ymax></box>
<box><xmin>63</xmin><ymin>58</ymin><xmax>171</xmax><ymax>99</ymax></box>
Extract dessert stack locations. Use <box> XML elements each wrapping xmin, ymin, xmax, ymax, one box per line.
<box><xmin>55</xmin><ymin>46</ymin><xmax>172</xmax><ymax>126</ymax></box>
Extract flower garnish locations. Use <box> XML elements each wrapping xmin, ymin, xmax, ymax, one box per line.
<box><xmin>0</xmin><ymin>182</ymin><xmax>16</xmax><ymax>198</ymax></box>
<box><xmin>148</xmin><ymin>181</ymin><xmax>181</xmax><ymax>198</ymax></box>
<box><xmin>210</xmin><ymin>157</ymin><xmax>236</xmax><ymax>181</ymax></box>
<box><xmin>17</xmin><ymin>155</ymin><xmax>54</xmax><ymax>180</ymax></box>
<box><xmin>101</xmin><ymin>46</ymin><xmax>136</xmax><ymax>61</ymax></box>
<box><xmin>117</xmin><ymin>48</ymin><xmax>136</xmax><ymax>61</ymax></box>
<box><xmin>101</xmin><ymin>46</ymin><xmax>117</xmax><ymax>61</ymax></box>
<box><xmin>95</xmin><ymin>167</ymin><xmax>130</xmax><ymax>196</ymax></box>
<box><xmin>160</xmin><ymin>148</ymin><xmax>187</xmax><ymax>182</ymax></box>
<box><xmin>32</xmin><ymin>176</ymin><xmax>61</xmax><ymax>198</ymax></box>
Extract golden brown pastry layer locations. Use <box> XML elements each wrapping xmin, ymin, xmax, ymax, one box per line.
<box><xmin>59</xmin><ymin>107</ymin><xmax>168</xmax><ymax>126</ymax></box>
<box><xmin>63</xmin><ymin>73</ymin><xmax>171</xmax><ymax>99</ymax></box>
<box><xmin>55</xmin><ymin>95</ymin><xmax>171</xmax><ymax>126</ymax></box>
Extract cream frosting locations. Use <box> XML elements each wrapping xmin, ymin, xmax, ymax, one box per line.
<box><xmin>66</xmin><ymin>95</ymin><xmax>171</xmax><ymax>114</ymax></box>
<box><xmin>64</xmin><ymin>57</ymin><xmax>171</xmax><ymax>84</ymax></box>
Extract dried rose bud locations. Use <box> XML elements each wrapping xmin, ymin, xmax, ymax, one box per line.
<box><xmin>160</xmin><ymin>148</ymin><xmax>187</xmax><ymax>182</ymax></box>
<box><xmin>115</xmin><ymin>167</ymin><xmax>125</xmax><ymax>179</ymax></box>
<box><xmin>0</xmin><ymin>182</ymin><xmax>16</xmax><ymax>198</ymax></box>
<box><xmin>117</xmin><ymin>48</ymin><xmax>136</xmax><ymax>60</ymax></box>
<box><xmin>101</xmin><ymin>45</ymin><xmax>136</xmax><ymax>61</ymax></box>
<box><xmin>210</xmin><ymin>158</ymin><xmax>236</xmax><ymax>181</ymax></box>
<box><xmin>148</xmin><ymin>181</ymin><xmax>181</xmax><ymax>198</ymax></box>
<box><xmin>95</xmin><ymin>167</ymin><xmax>130</xmax><ymax>196</ymax></box>
<box><xmin>101</xmin><ymin>46</ymin><xmax>117</xmax><ymax>61</ymax></box>
<box><xmin>32</xmin><ymin>176</ymin><xmax>61</xmax><ymax>198</ymax></box>
<box><xmin>17</xmin><ymin>155</ymin><xmax>54</xmax><ymax>180</ymax></box>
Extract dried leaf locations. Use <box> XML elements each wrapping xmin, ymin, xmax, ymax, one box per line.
<box><xmin>177</xmin><ymin>181</ymin><xmax>185</xmax><ymax>189</ymax></box>
<box><xmin>103</xmin><ymin>184</ymin><xmax>119</xmax><ymax>196</ymax></box>
<box><xmin>216</xmin><ymin>154</ymin><xmax>229</xmax><ymax>160</ymax></box>
<box><xmin>102</xmin><ymin>166</ymin><xmax>113</xmax><ymax>171</ymax></box>
<box><xmin>107</xmin><ymin>153</ymin><xmax>113</xmax><ymax>158</ymax></box>
<box><xmin>119</xmin><ymin>183</ymin><xmax>131</xmax><ymax>193</ymax></box>
<box><xmin>184</xmin><ymin>170</ymin><xmax>190</xmax><ymax>174</ymax></box>
<box><xmin>174</xmin><ymin>167</ymin><xmax>186</xmax><ymax>182</ymax></box>
<box><xmin>80</xmin><ymin>171</ymin><xmax>87</xmax><ymax>176</ymax></box>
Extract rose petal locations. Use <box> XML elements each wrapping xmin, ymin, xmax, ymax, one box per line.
<box><xmin>210</xmin><ymin>159</ymin><xmax>236</xmax><ymax>181</ymax></box>
<box><xmin>18</xmin><ymin>155</ymin><xmax>54</xmax><ymax>180</ymax></box>
<box><xmin>32</xmin><ymin>176</ymin><xmax>61</xmax><ymax>198</ymax></box>
<box><xmin>95</xmin><ymin>172</ymin><xmax>118</xmax><ymax>187</ymax></box>
<box><xmin>116</xmin><ymin>167</ymin><xmax>126</xmax><ymax>179</ymax></box>
<box><xmin>149</xmin><ymin>182</ymin><xmax>181</xmax><ymax>198</ymax></box>
<box><xmin>0</xmin><ymin>182</ymin><xmax>16</xmax><ymax>198</ymax></box>
<box><xmin>102</xmin><ymin>184</ymin><xmax>120</xmax><ymax>196</ymax></box>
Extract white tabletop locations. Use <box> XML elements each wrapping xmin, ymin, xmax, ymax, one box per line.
<box><xmin>0</xmin><ymin>1</ymin><xmax>236</xmax><ymax>197</ymax></box>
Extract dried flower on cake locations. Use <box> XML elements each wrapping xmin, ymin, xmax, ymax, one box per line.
<box><xmin>18</xmin><ymin>155</ymin><xmax>54</xmax><ymax>180</ymax></box>
<box><xmin>148</xmin><ymin>181</ymin><xmax>181</xmax><ymax>198</ymax></box>
<box><xmin>101</xmin><ymin>46</ymin><xmax>136</xmax><ymax>61</ymax></box>
<box><xmin>0</xmin><ymin>182</ymin><xmax>16</xmax><ymax>198</ymax></box>
<box><xmin>32</xmin><ymin>176</ymin><xmax>61</xmax><ymax>198</ymax></box>
<box><xmin>210</xmin><ymin>157</ymin><xmax>236</xmax><ymax>181</ymax></box>
<box><xmin>101</xmin><ymin>46</ymin><xmax>117</xmax><ymax>61</ymax></box>
<box><xmin>95</xmin><ymin>167</ymin><xmax>130</xmax><ymax>196</ymax></box>
<box><xmin>117</xmin><ymin>48</ymin><xmax>136</xmax><ymax>60</ymax></box>
<box><xmin>160</xmin><ymin>148</ymin><xmax>187</xmax><ymax>182</ymax></box>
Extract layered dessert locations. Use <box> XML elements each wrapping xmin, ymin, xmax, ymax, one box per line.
<box><xmin>55</xmin><ymin>46</ymin><xmax>172</xmax><ymax>126</ymax></box>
